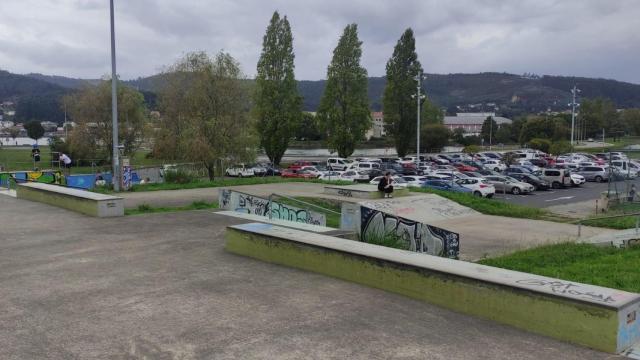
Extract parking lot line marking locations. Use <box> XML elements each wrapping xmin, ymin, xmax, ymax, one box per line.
<box><xmin>544</xmin><ymin>196</ymin><xmax>575</xmax><ymax>202</ymax></box>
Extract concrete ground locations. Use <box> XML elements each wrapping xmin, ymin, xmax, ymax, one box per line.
<box><xmin>0</xmin><ymin>196</ymin><xmax>621</xmax><ymax>359</ymax></box>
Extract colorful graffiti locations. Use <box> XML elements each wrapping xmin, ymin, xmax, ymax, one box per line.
<box><xmin>360</xmin><ymin>206</ymin><xmax>460</xmax><ymax>258</ymax></box>
<box><xmin>0</xmin><ymin>170</ymin><xmax>64</xmax><ymax>187</ymax></box>
<box><xmin>219</xmin><ymin>189</ymin><xmax>327</xmax><ymax>226</ymax></box>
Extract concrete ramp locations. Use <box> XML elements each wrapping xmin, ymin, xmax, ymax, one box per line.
<box><xmin>324</xmin><ymin>184</ymin><xmax>410</xmax><ymax>199</ymax></box>
<box><xmin>360</xmin><ymin>194</ymin><xmax>479</xmax><ymax>224</ymax></box>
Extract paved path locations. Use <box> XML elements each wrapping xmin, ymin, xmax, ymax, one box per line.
<box><xmin>0</xmin><ymin>195</ymin><xmax>621</xmax><ymax>359</ymax></box>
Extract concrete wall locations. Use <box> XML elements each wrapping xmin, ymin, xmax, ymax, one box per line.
<box><xmin>16</xmin><ymin>184</ymin><xmax>123</xmax><ymax>217</ymax></box>
<box><xmin>225</xmin><ymin>223</ymin><xmax>640</xmax><ymax>354</ymax></box>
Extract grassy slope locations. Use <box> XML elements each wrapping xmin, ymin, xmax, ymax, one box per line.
<box><xmin>479</xmin><ymin>243</ymin><xmax>640</xmax><ymax>293</ymax></box>
<box><xmin>125</xmin><ymin>200</ymin><xmax>218</xmax><ymax>215</ymax></box>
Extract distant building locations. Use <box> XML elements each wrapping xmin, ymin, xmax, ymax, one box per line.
<box><xmin>365</xmin><ymin>111</ymin><xmax>385</xmax><ymax>140</ymax></box>
<box><xmin>443</xmin><ymin>112</ymin><xmax>512</xmax><ymax>136</ymax></box>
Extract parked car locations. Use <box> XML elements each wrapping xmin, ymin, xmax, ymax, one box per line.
<box><xmin>569</xmin><ymin>172</ymin><xmax>586</xmax><ymax>186</ymax></box>
<box><xmin>340</xmin><ymin>170</ymin><xmax>370</xmax><ymax>182</ymax></box>
<box><xmin>484</xmin><ymin>175</ymin><xmax>535</xmax><ymax>195</ymax></box>
<box><xmin>462</xmin><ymin>171</ymin><xmax>486</xmax><ymax>178</ymax></box>
<box><xmin>346</xmin><ymin>162</ymin><xmax>381</xmax><ymax>172</ymax></box>
<box><xmin>317</xmin><ymin>171</ymin><xmax>344</xmax><ymax>181</ymax></box>
<box><xmin>575</xmin><ymin>166</ymin><xmax>610</xmax><ymax>182</ymax></box>
<box><xmin>504</xmin><ymin>166</ymin><xmax>531</xmax><ymax>176</ymax></box>
<box><xmin>456</xmin><ymin>178</ymin><xmax>495</xmax><ymax>198</ymax></box>
<box><xmin>288</xmin><ymin>160</ymin><xmax>317</xmax><ymax>170</ymax></box>
<box><xmin>281</xmin><ymin>169</ymin><xmax>316</xmax><ymax>179</ymax></box>
<box><xmin>327</xmin><ymin>157</ymin><xmax>352</xmax><ymax>171</ymax></box>
<box><xmin>257</xmin><ymin>163</ymin><xmax>281</xmax><ymax>176</ymax></box>
<box><xmin>401</xmin><ymin>175</ymin><xmax>428</xmax><ymax>187</ymax></box>
<box><xmin>453</xmin><ymin>162</ymin><xmax>478</xmax><ymax>172</ymax></box>
<box><xmin>225</xmin><ymin>164</ymin><xmax>255</xmax><ymax>177</ymax></box>
<box><xmin>382</xmin><ymin>163</ymin><xmax>418</xmax><ymax>175</ymax></box>
<box><xmin>299</xmin><ymin>166</ymin><xmax>322</xmax><ymax>177</ymax></box>
<box><xmin>508</xmin><ymin>173</ymin><xmax>550</xmax><ymax>191</ymax></box>
<box><xmin>611</xmin><ymin>160</ymin><xmax>638</xmax><ymax>179</ymax></box>
<box><xmin>362</xmin><ymin>168</ymin><xmax>386</xmax><ymax>180</ymax></box>
<box><xmin>369</xmin><ymin>176</ymin><xmax>409</xmax><ymax>189</ymax></box>
<box><xmin>483</xmin><ymin>159</ymin><xmax>506</xmax><ymax>172</ymax></box>
<box><xmin>540</xmin><ymin>168</ymin><xmax>571</xmax><ymax>189</ymax></box>
<box><xmin>422</xmin><ymin>179</ymin><xmax>472</xmax><ymax>194</ymax></box>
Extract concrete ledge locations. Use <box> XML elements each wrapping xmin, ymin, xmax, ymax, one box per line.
<box><xmin>16</xmin><ymin>183</ymin><xmax>123</xmax><ymax>217</ymax></box>
<box><xmin>324</xmin><ymin>184</ymin><xmax>410</xmax><ymax>199</ymax></box>
<box><xmin>225</xmin><ymin>223</ymin><xmax>640</xmax><ymax>354</ymax></box>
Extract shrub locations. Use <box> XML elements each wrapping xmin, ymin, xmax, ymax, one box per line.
<box><xmin>163</xmin><ymin>168</ymin><xmax>197</xmax><ymax>184</ymax></box>
<box><xmin>528</xmin><ymin>138</ymin><xmax>551</xmax><ymax>153</ymax></box>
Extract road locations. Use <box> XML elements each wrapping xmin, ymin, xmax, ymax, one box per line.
<box><xmin>0</xmin><ymin>194</ymin><xmax>620</xmax><ymax>359</ymax></box>
<box><xmin>494</xmin><ymin>178</ymin><xmax>639</xmax><ymax>208</ymax></box>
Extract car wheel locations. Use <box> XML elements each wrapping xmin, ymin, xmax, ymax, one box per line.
<box><xmin>511</xmin><ymin>187</ymin><xmax>521</xmax><ymax>195</ymax></box>
<box><xmin>473</xmin><ymin>191</ymin><xmax>482</xmax><ymax>197</ymax></box>
<box><xmin>595</xmin><ymin>176</ymin><xmax>603</xmax><ymax>183</ymax></box>
<box><xmin>239</xmin><ymin>173</ymin><xmax>243</xmax><ymax>178</ymax></box>
<box><xmin>486</xmin><ymin>194</ymin><xmax>493</xmax><ymax>199</ymax></box>
<box><xmin>552</xmin><ymin>181</ymin><xmax>561</xmax><ymax>189</ymax></box>
<box><xmin>533</xmin><ymin>185</ymin><xmax>539</xmax><ymax>191</ymax></box>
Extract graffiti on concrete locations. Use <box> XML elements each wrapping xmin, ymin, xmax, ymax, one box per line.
<box><xmin>0</xmin><ymin>171</ymin><xmax>63</xmax><ymax>186</ymax></box>
<box><xmin>515</xmin><ymin>279</ymin><xmax>616</xmax><ymax>304</ymax></box>
<box><xmin>360</xmin><ymin>206</ymin><xmax>459</xmax><ymax>258</ymax></box>
<box><xmin>337</xmin><ymin>189</ymin><xmax>353</xmax><ymax>197</ymax></box>
<box><xmin>219</xmin><ymin>189</ymin><xmax>326</xmax><ymax>226</ymax></box>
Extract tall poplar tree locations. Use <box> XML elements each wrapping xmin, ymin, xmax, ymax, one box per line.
<box><xmin>255</xmin><ymin>11</ymin><xmax>302</xmax><ymax>166</ymax></box>
<box><xmin>317</xmin><ymin>24</ymin><xmax>370</xmax><ymax>158</ymax></box>
<box><xmin>382</xmin><ymin>28</ymin><xmax>423</xmax><ymax>157</ymax></box>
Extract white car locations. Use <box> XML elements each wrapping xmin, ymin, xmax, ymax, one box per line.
<box><xmin>401</xmin><ymin>176</ymin><xmax>427</xmax><ymax>187</ymax></box>
<box><xmin>569</xmin><ymin>173</ymin><xmax>586</xmax><ymax>186</ymax></box>
<box><xmin>340</xmin><ymin>170</ymin><xmax>369</xmax><ymax>182</ymax></box>
<box><xmin>327</xmin><ymin>157</ymin><xmax>352</xmax><ymax>171</ymax></box>
<box><xmin>299</xmin><ymin>166</ymin><xmax>322</xmax><ymax>177</ymax></box>
<box><xmin>317</xmin><ymin>171</ymin><xmax>344</xmax><ymax>181</ymax></box>
<box><xmin>225</xmin><ymin>164</ymin><xmax>255</xmax><ymax>177</ymax></box>
<box><xmin>456</xmin><ymin>178</ymin><xmax>495</xmax><ymax>198</ymax></box>
<box><xmin>369</xmin><ymin>176</ymin><xmax>409</xmax><ymax>189</ymax></box>
<box><xmin>483</xmin><ymin>159</ymin><xmax>506</xmax><ymax>172</ymax></box>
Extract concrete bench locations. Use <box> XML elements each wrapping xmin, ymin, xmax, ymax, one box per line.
<box><xmin>324</xmin><ymin>184</ymin><xmax>410</xmax><ymax>199</ymax></box>
<box><xmin>225</xmin><ymin>223</ymin><xmax>640</xmax><ymax>354</ymax></box>
<box><xmin>16</xmin><ymin>182</ymin><xmax>124</xmax><ymax>217</ymax></box>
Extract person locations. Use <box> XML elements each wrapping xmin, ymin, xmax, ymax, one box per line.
<box><xmin>378</xmin><ymin>172</ymin><xmax>394</xmax><ymax>198</ymax></box>
<box><xmin>629</xmin><ymin>184</ymin><xmax>636</xmax><ymax>202</ymax></box>
<box><xmin>95</xmin><ymin>171</ymin><xmax>106</xmax><ymax>187</ymax></box>
<box><xmin>59</xmin><ymin>153</ymin><xmax>72</xmax><ymax>175</ymax></box>
<box><xmin>31</xmin><ymin>145</ymin><xmax>41</xmax><ymax>164</ymax></box>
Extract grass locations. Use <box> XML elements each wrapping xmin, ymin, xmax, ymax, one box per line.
<box><xmin>478</xmin><ymin>242</ymin><xmax>640</xmax><ymax>293</ymax></box>
<box><xmin>125</xmin><ymin>200</ymin><xmax>218</xmax><ymax>215</ymax></box>
<box><xmin>410</xmin><ymin>187</ymin><xmax>551</xmax><ymax>220</ymax></box>
<box><xmin>580</xmin><ymin>201</ymin><xmax>640</xmax><ymax>229</ymax></box>
<box><xmin>123</xmin><ymin>177</ymin><xmax>354</xmax><ymax>193</ymax></box>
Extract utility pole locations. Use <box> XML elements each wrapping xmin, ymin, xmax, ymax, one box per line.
<box><xmin>570</xmin><ymin>85</ymin><xmax>580</xmax><ymax>146</ymax></box>
<box><xmin>413</xmin><ymin>74</ymin><xmax>426</xmax><ymax>164</ymax></box>
<box><xmin>110</xmin><ymin>0</ymin><xmax>120</xmax><ymax>191</ymax></box>
<box><xmin>489</xmin><ymin>117</ymin><xmax>493</xmax><ymax>150</ymax></box>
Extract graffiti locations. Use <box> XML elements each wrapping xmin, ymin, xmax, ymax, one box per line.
<box><xmin>515</xmin><ymin>279</ymin><xmax>616</xmax><ymax>303</ymax></box>
<box><xmin>218</xmin><ymin>190</ymin><xmax>326</xmax><ymax>226</ymax></box>
<box><xmin>0</xmin><ymin>171</ymin><xmax>63</xmax><ymax>186</ymax></box>
<box><xmin>337</xmin><ymin>189</ymin><xmax>353</xmax><ymax>197</ymax></box>
<box><xmin>360</xmin><ymin>206</ymin><xmax>459</xmax><ymax>258</ymax></box>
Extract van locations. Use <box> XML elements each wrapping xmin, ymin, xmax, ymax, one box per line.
<box><xmin>327</xmin><ymin>157</ymin><xmax>352</xmax><ymax>171</ymax></box>
<box><xmin>540</xmin><ymin>168</ymin><xmax>570</xmax><ymax>189</ymax></box>
<box><xmin>611</xmin><ymin>160</ymin><xmax>638</xmax><ymax>178</ymax></box>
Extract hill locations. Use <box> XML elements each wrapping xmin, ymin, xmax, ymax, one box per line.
<box><xmin>3</xmin><ymin>70</ymin><xmax>640</xmax><ymax>125</ymax></box>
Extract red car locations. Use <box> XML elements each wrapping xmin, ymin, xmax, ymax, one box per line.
<box><xmin>288</xmin><ymin>161</ymin><xmax>316</xmax><ymax>170</ymax></box>
<box><xmin>281</xmin><ymin>169</ymin><xmax>316</xmax><ymax>179</ymax></box>
<box><xmin>453</xmin><ymin>162</ymin><xmax>478</xmax><ymax>172</ymax></box>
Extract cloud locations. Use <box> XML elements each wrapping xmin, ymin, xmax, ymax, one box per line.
<box><xmin>0</xmin><ymin>0</ymin><xmax>638</xmax><ymax>83</ymax></box>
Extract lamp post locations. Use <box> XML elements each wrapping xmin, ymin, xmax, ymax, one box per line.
<box><xmin>570</xmin><ymin>85</ymin><xmax>580</xmax><ymax>147</ymax></box>
<box><xmin>412</xmin><ymin>74</ymin><xmax>426</xmax><ymax>164</ymax></box>
<box><xmin>110</xmin><ymin>0</ymin><xmax>120</xmax><ymax>191</ymax></box>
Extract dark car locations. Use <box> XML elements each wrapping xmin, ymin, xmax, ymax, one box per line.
<box><xmin>529</xmin><ymin>159</ymin><xmax>548</xmax><ymax>168</ymax></box>
<box><xmin>508</xmin><ymin>173</ymin><xmax>551</xmax><ymax>191</ymax></box>
<box><xmin>257</xmin><ymin>163</ymin><xmax>281</xmax><ymax>176</ymax></box>
<box><xmin>363</xmin><ymin>168</ymin><xmax>385</xmax><ymax>180</ymax></box>
<box><xmin>504</xmin><ymin>166</ymin><xmax>532</xmax><ymax>175</ymax></box>
<box><xmin>382</xmin><ymin>163</ymin><xmax>418</xmax><ymax>175</ymax></box>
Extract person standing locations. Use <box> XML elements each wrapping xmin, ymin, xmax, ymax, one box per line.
<box><xmin>59</xmin><ymin>153</ymin><xmax>72</xmax><ymax>175</ymax></box>
<box><xmin>378</xmin><ymin>172</ymin><xmax>394</xmax><ymax>198</ymax></box>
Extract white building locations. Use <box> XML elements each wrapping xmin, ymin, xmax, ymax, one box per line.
<box><xmin>365</xmin><ymin>112</ymin><xmax>385</xmax><ymax>140</ymax></box>
<box><xmin>443</xmin><ymin>112</ymin><xmax>512</xmax><ymax>136</ymax></box>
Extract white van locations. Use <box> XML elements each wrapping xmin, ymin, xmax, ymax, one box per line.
<box><xmin>327</xmin><ymin>157</ymin><xmax>352</xmax><ymax>171</ymax></box>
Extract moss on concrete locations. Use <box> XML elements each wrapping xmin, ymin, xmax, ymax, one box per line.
<box><xmin>225</xmin><ymin>228</ymin><xmax>620</xmax><ymax>353</ymax></box>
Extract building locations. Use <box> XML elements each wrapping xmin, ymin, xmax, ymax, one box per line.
<box><xmin>443</xmin><ymin>112</ymin><xmax>512</xmax><ymax>136</ymax></box>
<box><xmin>365</xmin><ymin>112</ymin><xmax>385</xmax><ymax>140</ymax></box>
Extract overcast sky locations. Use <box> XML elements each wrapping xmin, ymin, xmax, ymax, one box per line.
<box><xmin>1</xmin><ymin>0</ymin><xmax>639</xmax><ymax>83</ymax></box>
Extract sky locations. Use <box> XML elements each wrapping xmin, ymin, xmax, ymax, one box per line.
<box><xmin>1</xmin><ymin>0</ymin><xmax>639</xmax><ymax>83</ymax></box>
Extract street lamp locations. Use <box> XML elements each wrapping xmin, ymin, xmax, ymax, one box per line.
<box><xmin>110</xmin><ymin>0</ymin><xmax>120</xmax><ymax>191</ymax></box>
<box><xmin>412</xmin><ymin>73</ymin><xmax>426</xmax><ymax>164</ymax></box>
<box><xmin>569</xmin><ymin>85</ymin><xmax>580</xmax><ymax>146</ymax></box>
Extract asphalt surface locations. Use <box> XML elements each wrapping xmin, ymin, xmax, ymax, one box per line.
<box><xmin>494</xmin><ymin>178</ymin><xmax>640</xmax><ymax>208</ymax></box>
<box><xmin>0</xmin><ymin>195</ymin><xmax>621</xmax><ymax>359</ymax></box>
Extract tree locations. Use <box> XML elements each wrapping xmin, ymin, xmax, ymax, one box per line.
<box><xmin>154</xmin><ymin>51</ymin><xmax>256</xmax><ymax>180</ymax></box>
<box><xmin>421</xmin><ymin>98</ymin><xmax>443</xmax><ymax>125</ymax></box>
<box><xmin>24</xmin><ymin>121</ymin><xmax>44</xmax><ymax>141</ymax></box>
<box><xmin>254</xmin><ymin>12</ymin><xmax>302</xmax><ymax>166</ymax></box>
<box><xmin>65</xmin><ymin>81</ymin><xmax>146</xmax><ymax>163</ymax></box>
<box><xmin>518</xmin><ymin>116</ymin><xmax>568</xmax><ymax>144</ymax></box>
<box><xmin>463</xmin><ymin>145</ymin><xmax>480</xmax><ymax>154</ymax></box>
<box><xmin>317</xmin><ymin>24</ymin><xmax>370</xmax><ymax>158</ymax></box>
<box><xmin>494</xmin><ymin>123</ymin><xmax>512</xmax><ymax>144</ymax></box>
<box><xmin>549</xmin><ymin>141</ymin><xmax>572</xmax><ymax>156</ymax></box>
<box><xmin>621</xmin><ymin>109</ymin><xmax>640</xmax><ymax>136</ymax></box>
<box><xmin>383</xmin><ymin>28</ymin><xmax>422</xmax><ymax>157</ymax></box>
<box><xmin>451</xmin><ymin>127</ymin><xmax>466</xmax><ymax>145</ymax></box>
<box><xmin>295</xmin><ymin>112</ymin><xmax>323</xmax><ymax>141</ymax></box>
<box><xmin>421</xmin><ymin>124</ymin><xmax>450</xmax><ymax>152</ymax></box>
<box><xmin>7</xmin><ymin>126</ymin><xmax>20</xmax><ymax>143</ymax></box>
<box><xmin>528</xmin><ymin>138</ymin><xmax>551</xmax><ymax>153</ymax></box>
<box><xmin>579</xmin><ymin>98</ymin><xmax>618</xmax><ymax>138</ymax></box>
<box><xmin>480</xmin><ymin>116</ymin><xmax>497</xmax><ymax>144</ymax></box>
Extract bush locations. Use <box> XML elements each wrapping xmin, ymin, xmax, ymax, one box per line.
<box><xmin>163</xmin><ymin>168</ymin><xmax>197</xmax><ymax>184</ymax></box>
<box><xmin>528</xmin><ymin>138</ymin><xmax>551</xmax><ymax>153</ymax></box>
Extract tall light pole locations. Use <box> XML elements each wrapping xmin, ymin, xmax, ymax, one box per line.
<box><xmin>412</xmin><ymin>74</ymin><xmax>426</xmax><ymax>163</ymax></box>
<box><xmin>110</xmin><ymin>0</ymin><xmax>120</xmax><ymax>191</ymax></box>
<box><xmin>570</xmin><ymin>85</ymin><xmax>580</xmax><ymax>146</ymax></box>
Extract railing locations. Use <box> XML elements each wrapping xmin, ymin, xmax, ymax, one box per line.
<box><xmin>576</xmin><ymin>212</ymin><xmax>640</xmax><ymax>237</ymax></box>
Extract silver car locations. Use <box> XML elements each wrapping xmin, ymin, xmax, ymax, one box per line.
<box><xmin>576</xmin><ymin>166</ymin><xmax>609</xmax><ymax>182</ymax></box>
<box><xmin>484</xmin><ymin>175</ymin><xmax>535</xmax><ymax>195</ymax></box>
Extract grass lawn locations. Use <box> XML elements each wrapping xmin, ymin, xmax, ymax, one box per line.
<box><xmin>581</xmin><ymin>201</ymin><xmax>640</xmax><ymax>229</ymax></box>
<box><xmin>126</xmin><ymin>200</ymin><xmax>218</xmax><ymax>215</ymax></box>
<box><xmin>410</xmin><ymin>187</ymin><xmax>552</xmax><ymax>220</ymax></box>
<box><xmin>479</xmin><ymin>243</ymin><xmax>640</xmax><ymax>293</ymax></box>
<box><xmin>125</xmin><ymin>177</ymin><xmax>354</xmax><ymax>193</ymax></box>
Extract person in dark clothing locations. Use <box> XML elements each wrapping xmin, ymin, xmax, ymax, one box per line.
<box><xmin>378</xmin><ymin>172</ymin><xmax>394</xmax><ymax>198</ymax></box>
